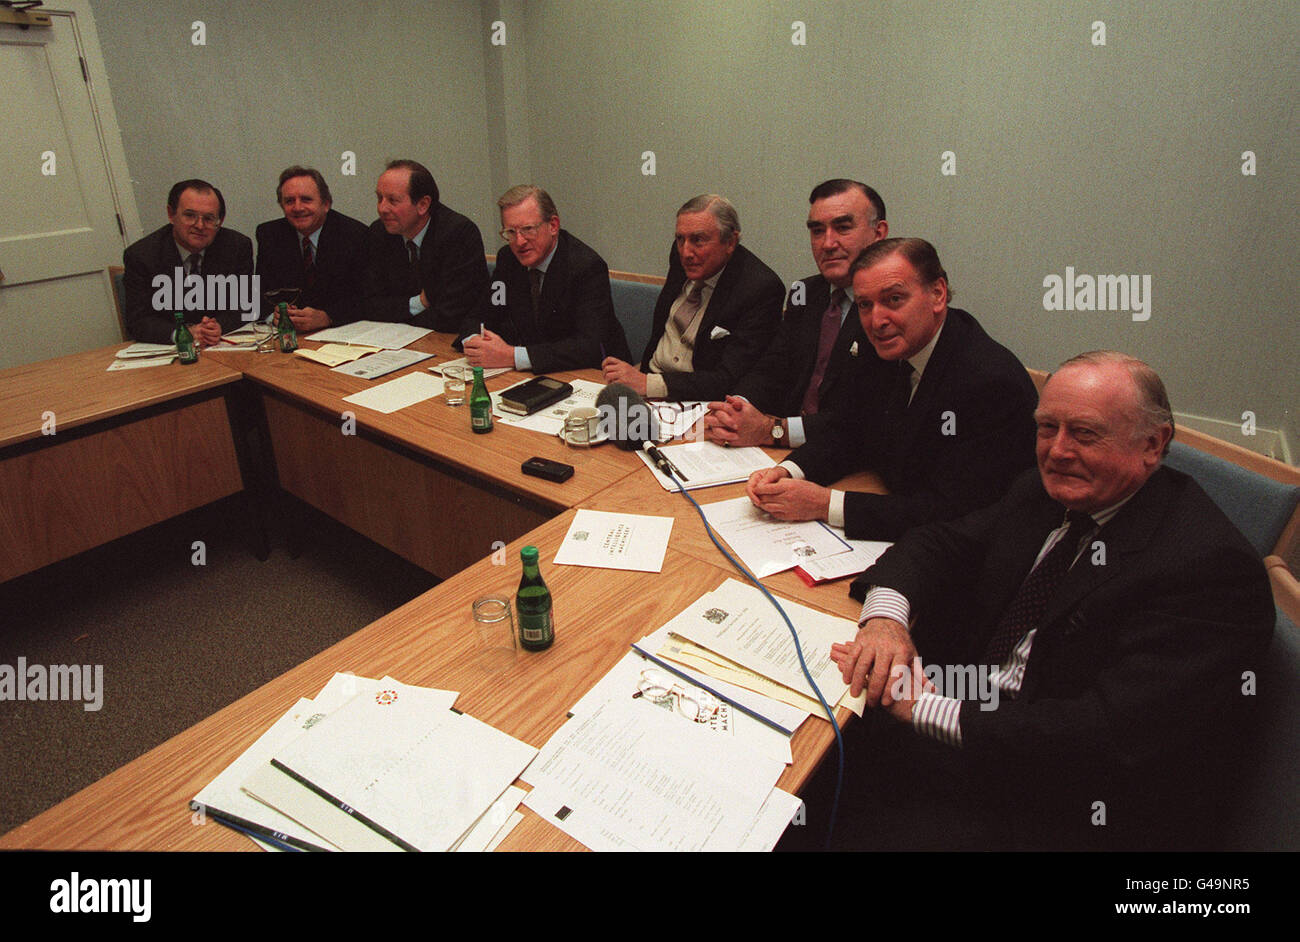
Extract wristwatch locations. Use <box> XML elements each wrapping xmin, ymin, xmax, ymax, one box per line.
<box><xmin>770</xmin><ymin>417</ymin><xmax>786</xmax><ymax>445</ymax></box>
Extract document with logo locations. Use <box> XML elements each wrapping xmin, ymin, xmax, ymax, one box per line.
<box><xmin>794</xmin><ymin>533</ymin><xmax>892</xmax><ymax>585</ymax></box>
<box><xmin>700</xmin><ymin>496</ymin><xmax>851</xmax><ymax>577</ymax></box>
<box><xmin>269</xmin><ymin>680</ymin><xmax>536</xmax><ymax>851</ymax></box>
<box><xmin>332</xmin><ymin>347</ymin><xmax>433</xmax><ymax>379</ymax></box>
<box><xmin>553</xmin><ymin>509</ymin><xmax>674</xmax><ymax>573</ymax></box>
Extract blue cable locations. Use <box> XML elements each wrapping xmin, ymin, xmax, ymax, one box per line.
<box><xmin>659</xmin><ymin>460</ymin><xmax>844</xmax><ymax>852</ymax></box>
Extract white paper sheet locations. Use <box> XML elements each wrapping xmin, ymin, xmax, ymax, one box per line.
<box><xmin>271</xmin><ymin>680</ymin><xmax>537</xmax><ymax>851</ymax></box>
<box><xmin>306</xmin><ymin>320</ymin><xmax>431</xmax><ymax>349</ymax></box>
<box><xmin>192</xmin><ymin>698</ymin><xmax>342</xmax><ymax>852</ymax></box>
<box><xmin>431</xmin><ymin>356</ymin><xmax>510</xmax><ymax>379</ymax></box>
<box><xmin>521</xmin><ymin>697</ymin><xmax>784</xmax><ymax>851</ymax></box>
<box><xmin>700</xmin><ymin>496</ymin><xmax>851</xmax><ymax>577</ymax></box>
<box><xmin>636</xmin><ymin>441</ymin><xmax>776</xmax><ymax>491</ymax></box>
<box><xmin>107</xmin><ymin>354</ymin><xmax>175</xmax><ymax>370</ymax></box>
<box><xmin>795</xmin><ymin>534</ymin><xmax>892</xmax><ymax>583</ymax></box>
<box><xmin>553</xmin><ymin>509</ymin><xmax>674</xmax><ymax>573</ymax></box>
<box><xmin>342</xmin><ymin>371</ymin><xmax>443</xmax><ymax>414</ymax></box>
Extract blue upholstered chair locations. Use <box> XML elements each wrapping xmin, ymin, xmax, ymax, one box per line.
<box><xmin>609</xmin><ymin>278</ymin><xmax>661</xmax><ymax>365</ymax></box>
<box><xmin>1164</xmin><ymin>440</ymin><xmax>1300</xmax><ymax>558</ymax></box>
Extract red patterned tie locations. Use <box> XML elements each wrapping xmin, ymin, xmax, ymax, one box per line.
<box><xmin>801</xmin><ymin>289</ymin><xmax>846</xmax><ymax>415</ymax></box>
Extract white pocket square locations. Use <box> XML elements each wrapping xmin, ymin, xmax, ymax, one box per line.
<box><xmin>850</xmin><ymin>341</ymin><xmax>859</xmax><ymax>357</ymax></box>
<box><xmin>709</xmin><ymin>326</ymin><xmax>731</xmax><ymax>340</ymax></box>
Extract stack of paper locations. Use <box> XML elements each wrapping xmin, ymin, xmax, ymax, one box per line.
<box><xmin>191</xmin><ymin>672</ymin><xmax>533</xmax><ymax>852</ymax></box>
<box><xmin>699</xmin><ymin>496</ymin><xmax>852</xmax><ymax>577</ymax></box>
<box><xmin>553</xmin><ymin>509</ymin><xmax>674</xmax><ymax>573</ymax></box>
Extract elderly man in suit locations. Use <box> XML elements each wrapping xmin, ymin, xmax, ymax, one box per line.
<box><xmin>122</xmin><ymin>179</ymin><xmax>254</xmax><ymax>346</ymax></box>
<box><xmin>704</xmin><ymin>179</ymin><xmax>890</xmax><ymax>448</ymax></box>
<box><xmin>601</xmin><ymin>194</ymin><xmax>784</xmax><ymax>401</ymax></box>
<box><xmin>819</xmin><ymin>352</ymin><xmax>1274</xmax><ymax>850</ymax></box>
<box><xmin>747</xmin><ymin>237</ymin><xmax>1038</xmax><ymax>540</ymax></box>
<box><xmin>255</xmin><ymin>166</ymin><xmax>369</xmax><ymax>331</ymax></box>
<box><xmin>463</xmin><ymin>184</ymin><xmax>630</xmax><ymax>372</ymax></box>
<box><xmin>363</xmin><ymin>159</ymin><xmax>489</xmax><ymax>337</ymax></box>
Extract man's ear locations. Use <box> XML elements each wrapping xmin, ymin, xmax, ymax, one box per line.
<box><xmin>416</xmin><ymin>195</ymin><xmax>433</xmax><ymax>217</ymax></box>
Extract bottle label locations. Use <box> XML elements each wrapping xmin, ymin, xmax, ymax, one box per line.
<box><xmin>472</xmin><ymin>414</ymin><xmax>490</xmax><ymax>429</ymax></box>
<box><xmin>519</xmin><ymin>614</ymin><xmax>553</xmax><ymax>643</ymax></box>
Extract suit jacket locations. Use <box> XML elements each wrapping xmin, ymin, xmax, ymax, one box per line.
<box><xmin>255</xmin><ymin>209</ymin><xmax>369</xmax><ymax>326</ymax></box>
<box><xmin>122</xmin><ymin>224</ymin><xmax>254</xmax><ymax>344</ymax></box>
<box><xmin>788</xmin><ymin>307</ymin><xmax>1037</xmax><ymax>540</ymax></box>
<box><xmin>851</xmin><ymin>466</ymin><xmax>1275</xmax><ymax>849</ymax></box>
<box><xmin>639</xmin><ymin>242</ymin><xmax>784</xmax><ymax>401</ymax></box>
<box><xmin>732</xmin><ymin>273</ymin><xmax>889</xmax><ymax>440</ymax></box>
<box><xmin>362</xmin><ymin>202</ymin><xmax>489</xmax><ymax>335</ymax></box>
<box><xmin>483</xmin><ymin>229</ymin><xmax>631</xmax><ymax>372</ymax></box>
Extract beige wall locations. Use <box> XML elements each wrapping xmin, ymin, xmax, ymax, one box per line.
<box><xmin>74</xmin><ymin>0</ymin><xmax>1300</xmax><ymax>454</ymax></box>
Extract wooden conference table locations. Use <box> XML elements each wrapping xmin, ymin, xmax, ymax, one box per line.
<box><xmin>0</xmin><ymin>331</ymin><xmax>881</xmax><ymax>851</ymax></box>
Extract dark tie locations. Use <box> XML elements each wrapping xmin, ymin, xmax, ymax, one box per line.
<box><xmin>801</xmin><ymin>289</ymin><xmax>846</xmax><ymax>415</ymax></box>
<box><xmin>981</xmin><ymin>510</ymin><xmax>1096</xmax><ymax>666</ymax></box>
<box><xmin>406</xmin><ymin>240</ymin><xmax>421</xmax><ymax>295</ymax></box>
<box><xmin>528</xmin><ymin>268</ymin><xmax>544</xmax><ymax>332</ymax></box>
<box><xmin>302</xmin><ymin>236</ymin><xmax>316</xmax><ymax>289</ymax></box>
<box><xmin>186</xmin><ymin>253</ymin><xmax>201</xmax><ymax>278</ymax></box>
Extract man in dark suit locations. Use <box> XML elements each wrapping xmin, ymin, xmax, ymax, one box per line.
<box><xmin>601</xmin><ymin>194</ymin><xmax>784</xmax><ymax>401</ymax></box>
<box><xmin>123</xmin><ymin>178</ymin><xmax>254</xmax><ymax>345</ymax></box>
<box><xmin>363</xmin><ymin>159</ymin><xmax>489</xmax><ymax>336</ymax></box>
<box><xmin>704</xmin><ymin>179</ymin><xmax>890</xmax><ymax>448</ymax></box>
<box><xmin>823</xmin><ymin>353</ymin><xmax>1274</xmax><ymax>850</ymax></box>
<box><xmin>255</xmin><ymin>166</ymin><xmax>368</xmax><ymax>331</ymax></box>
<box><xmin>462</xmin><ymin>185</ymin><xmax>630</xmax><ymax>372</ymax></box>
<box><xmin>747</xmin><ymin>238</ymin><xmax>1037</xmax><ymax>540</ymax></box>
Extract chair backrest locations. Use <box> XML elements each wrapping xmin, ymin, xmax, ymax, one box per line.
<box><xmin>1164</xmin><ymin>440</ymin><xmax>1300</xmax><ymax>558</ymax></box>
<box><xmin>608</xmin><ymin>270</ymin><xmax>664</xmax><ymax>364</ymax></box>
<box><xmin>1219</xmin><ymin>606</ymin><xmax>1300</xmax><ymax>850</ymax></box>
<box><xmin>109</xmin><ymin>265</ymin><xmax>128</xmax><ymax>340</ymax></box>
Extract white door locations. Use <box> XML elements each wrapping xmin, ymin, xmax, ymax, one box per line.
<box><xmin>0</xmin><ymin>5</ymin><xmax>137</xmax><ymax>363</ymax></box>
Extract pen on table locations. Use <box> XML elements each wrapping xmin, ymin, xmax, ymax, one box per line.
<box><xmin>629</xmin><ymin>642</ymin><xmax>796</xmax><ymax>736</ymax></box>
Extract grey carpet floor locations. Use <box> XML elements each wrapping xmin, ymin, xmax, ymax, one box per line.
<box><xmin>0</xmin><ymin>495</ymin><xmax>438</xmax><ymax>836</ymax></box>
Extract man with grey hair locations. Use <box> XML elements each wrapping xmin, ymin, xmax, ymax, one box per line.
<box><xmin>602</xmin><ymin>193</ymin><xmax>783</xmax><ymax>400</ymax></box>
<box><xmin>808</xmin><ymin>351</ymin><xmax>1273</xmax><ymax>850</ymax></box>
<box><xmin>464</xmin><ymin>184</ymin><xmax>630</xmax><ymax>371</ymax></box>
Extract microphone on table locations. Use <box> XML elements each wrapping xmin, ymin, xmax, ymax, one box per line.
<box><xmin>596</xmin><ymin>383</ymin><xmax>688</xmax><ymax>482</ymax></box>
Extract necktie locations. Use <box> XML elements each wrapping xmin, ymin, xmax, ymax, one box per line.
<box><xmin>406</xmin><ymin>240</ymin><xmax>421</xmax><ymax>294</ymax></box>
<box><xmin>186</xmin><ymin>253</ymin><xmax>201</xmax><ymax>278</ymax></box>
<box><xmin>302</xmin><ymin>236</ymin><xmax>316</xmax><ymax>289</ymax></box>
<box><xmin>981</xmin><ymin>510</ymin><xmax>1096</xmax><ymax>666</ymax></box>
<box><xmin>801</xmin><ymin>289</ymin><xmax>846</xmax><ymax>415</ymax></box>
<box><xmin>671</xmin><ymin>280</ymin><xmax>705</xmax><ymax>337</ymax></box>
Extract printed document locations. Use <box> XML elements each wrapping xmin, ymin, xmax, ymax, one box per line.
<box><xmin>637</xmin><ymin>441</ymin><xmax>776</xmax><ymax>491</ymax></box>
<box><xmin>306</xmin><ymin>320</ymin><xmax>431</xmax><ymax>349</ymax></box>
<box><xmin>521</xmin><ymin>696</ymin><xmax>785</xmax><ymax>851</ymax></box>
<box><xmin>553</xmin><ymin>509</ymin><xmax>674</xmax><ymax>573</ymax></box>
<box><xmin>700</xmin><ymin>495</ymin><xmax>851</xmax><ymax>577</ymax></box>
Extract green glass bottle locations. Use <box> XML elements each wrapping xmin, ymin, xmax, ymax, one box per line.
<box><xmin>174</xmin><ymin>312</ymin><xmax>198</xmax><ymax>365</ymax></box>
<box><xmin>469</xmin><ymin>365</ymin><xmax>493</xmax><ymax>433</ymax></box>
<box><xmin>276</xmin><ymin>302</ymin><xmax>298</xmax><ymax>352</ymax></box>
<box><xmin>516</xmin><ymin>545</ymin><xmax>554</xmax><ymax>651</ymax></box>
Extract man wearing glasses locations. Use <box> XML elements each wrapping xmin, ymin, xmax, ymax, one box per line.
<box><xmin>122</xmin><ymin>178</ymin><xmax>253</xmax><ymax>346</ymax></box>
<box><xmin>464</xmin><ymin>185</ymin><xmax>631</xmax><ymax>371</ymax></box>
<box><xmin>602</xmin><ymin>194</ymin><xmax>784</xmax><ymax>400</ymax></box>
<box><xmin>362</xmin><ymin>159</ymin><xmax>489</xmax><ymax>337</ymax></box>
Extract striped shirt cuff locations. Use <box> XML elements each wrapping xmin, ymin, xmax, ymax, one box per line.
<box><xmin>859</xmin><ymin>586</ymin><xmax>910</xmax><ymax>628</ymax></box>
<box><xmin>912</xmin><ymin>691</ymin><xmax>962</xmax><ymax>747</ymax></box>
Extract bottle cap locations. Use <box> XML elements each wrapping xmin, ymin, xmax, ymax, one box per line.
<box><xmin>473</xmin><ymin>366</ymin><xmax>485</xmax><ymax>378</ymax></box>
<box><xmin>520</xmin><ymin>545</ymin><xmax>539</xmax><ymax>562</ymax></box>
